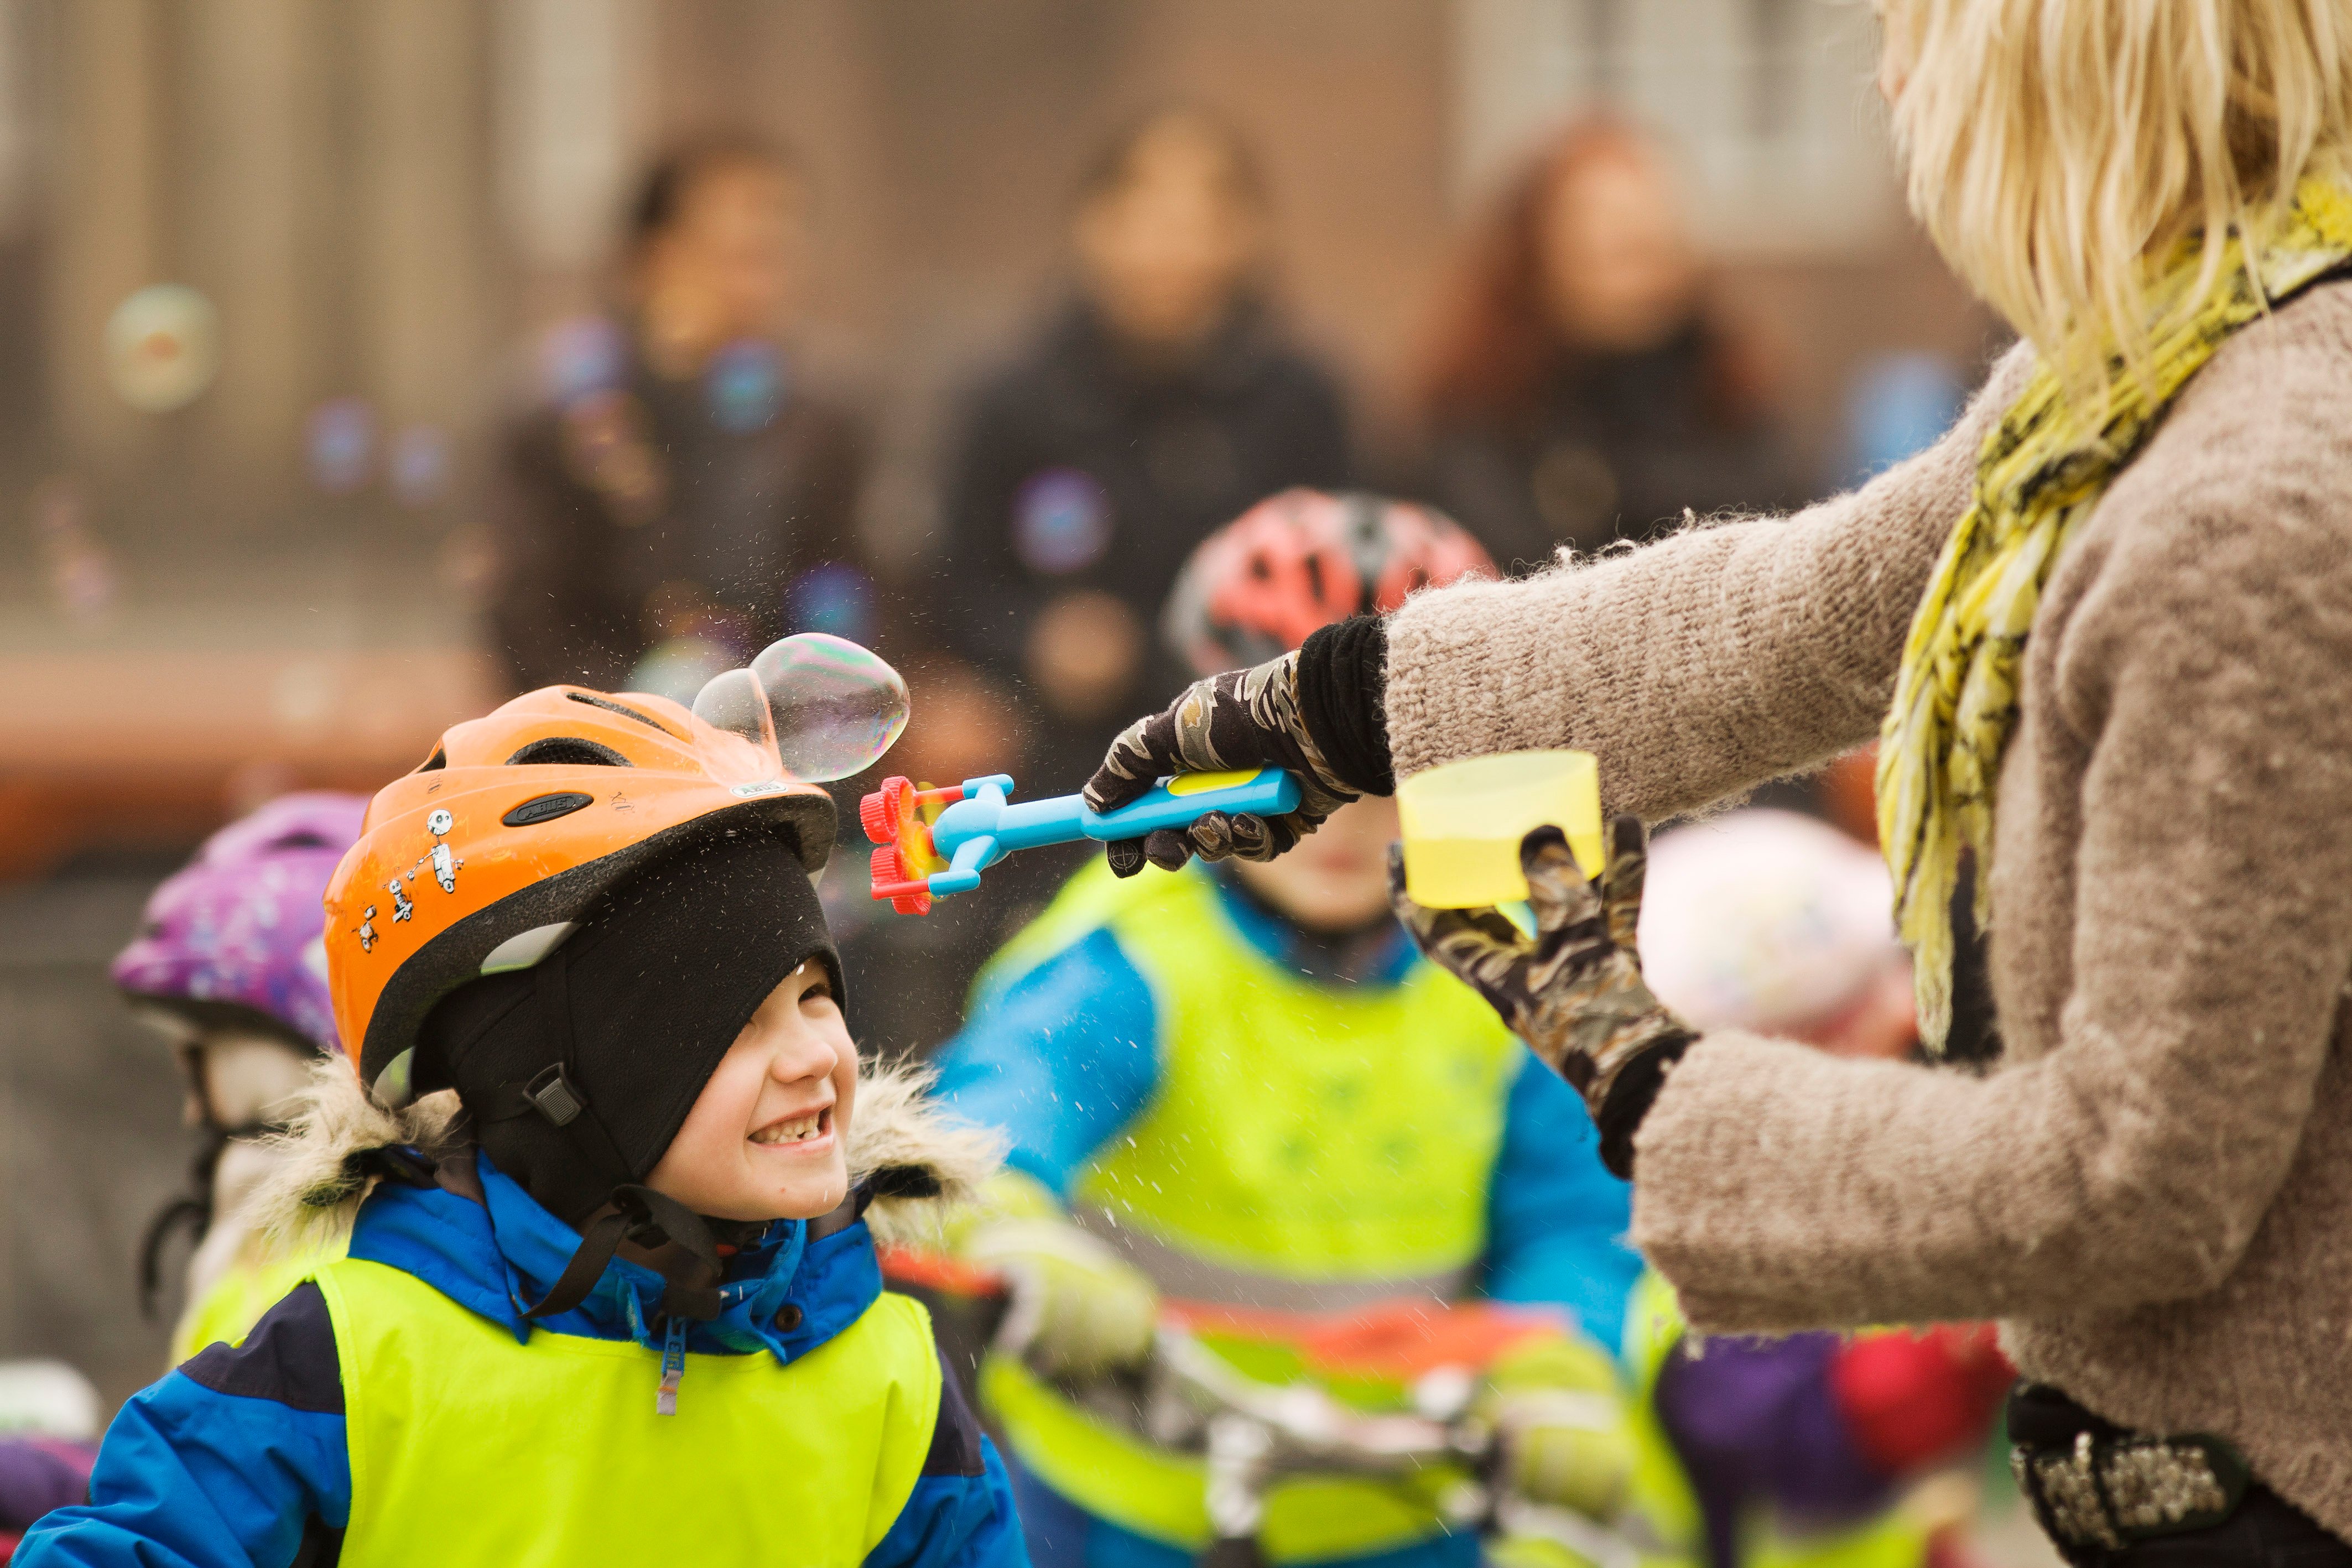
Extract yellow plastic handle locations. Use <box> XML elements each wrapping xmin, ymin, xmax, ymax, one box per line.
<box><xmin>1165</xmin><ymin>769</ymin><xmax>1264</xmax><ymax>797</ymax></box>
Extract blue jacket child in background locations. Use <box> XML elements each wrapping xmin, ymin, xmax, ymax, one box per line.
<box><xmin>19</xmin><ymin>681</ymin><xmax>1028</xmax><ymax>1567</ymax></box>
<box><xmin>932</xmin><ymin>493</ymin><xmax>1647</xmax><ymax>1568</ymax></box>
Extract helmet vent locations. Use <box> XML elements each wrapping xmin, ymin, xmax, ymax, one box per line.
<box><xmin>415</xmin><ymin>747</ymin><xmax>447</xmax><ymax>773</ymax></box>
<box><xmin>505</xmin><ymin>736</ymin><xmax>634</xmax><ymax>768</ymax></box>
<box><xmin>565</xmin><ymin>691</ymin><xmax>680</xmax><ymax>737</ymax></box>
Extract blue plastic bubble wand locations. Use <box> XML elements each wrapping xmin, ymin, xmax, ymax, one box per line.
<box><xmin>862</xmin><ymin>768</ymin><xmax>1304</xmax><ymax>913</ymax></box>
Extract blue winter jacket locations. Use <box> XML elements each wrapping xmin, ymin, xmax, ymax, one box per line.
<box><xmin>16</xmin><ymin>1149</ymin><xmax>1026</xmax><ymax>1568</ymax></box>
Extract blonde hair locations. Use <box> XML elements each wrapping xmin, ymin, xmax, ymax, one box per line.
<box><xmin>1887</xmin><ymin>0</ymin><xmax>2352</xmax><ymax>387</ymax></box>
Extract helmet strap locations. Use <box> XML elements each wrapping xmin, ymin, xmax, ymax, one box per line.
<box><xmin>474</xmin><ymin>955</ymin><xmax>641</xmax><ymax>1210</ymax></box>
<box><xmin>472</xmin><ymin>956</ymin><xmax>729</xmax><ymax>1325</ymax></box>
<box><xmin>136</xmin><ymin>1131</ymin><xmax>224</xmax><ymax>1322</ymax></box>
<box><xmin>517</xmin><ymin>1184</ymin><xmax>725</xmax><ymax>1324</ymax></box>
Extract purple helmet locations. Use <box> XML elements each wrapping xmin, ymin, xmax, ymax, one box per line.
<box><xmin>112</xmin><ymin>793</ymin><xmax>369</xmax><ymax>1055</ymax></box>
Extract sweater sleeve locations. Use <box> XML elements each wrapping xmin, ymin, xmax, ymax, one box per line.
<box><xmin>15</xmin><ymin>1285</ymin><xmax>351</xmax><ymax>1567</ymax></box>
<box><xmin>1381</xmin><ymin>344</ymin><xmax>2032</xmax><ymax>821</ymax></box>
<box><xmin>1626</xmin><ymin>336</ymin><xmax>2352</xmax><ymax>1330</ymax></box>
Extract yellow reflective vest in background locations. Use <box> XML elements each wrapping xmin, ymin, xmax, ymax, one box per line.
<box><xmin>975</xmin><ymin>862</ymin><xmax>1529</xmax><ymax>1562</ymax></box>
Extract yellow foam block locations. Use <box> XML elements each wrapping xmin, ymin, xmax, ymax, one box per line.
<box><xmin>1396</xmin><ymin>750</ymin><xmax>1602</xmax><ymax>909</ymax></box>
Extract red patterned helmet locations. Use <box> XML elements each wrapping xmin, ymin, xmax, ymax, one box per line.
<box><xmin>1162</xmin><ymin>489</ymin><xmax>1495</xmax><ymax>675</ymax></box>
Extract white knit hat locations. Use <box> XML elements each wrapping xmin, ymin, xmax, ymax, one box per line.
<box><xmin>1636</xmin><ymin>809</ymin><xmax>1906</xmax><ymax>1034</ymax></box>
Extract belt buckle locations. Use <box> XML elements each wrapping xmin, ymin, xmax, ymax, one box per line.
<box><xmin>2014</xmin><ymin>1430</ymin><xmax>2247</xmax><ymax>1554</ymax></box>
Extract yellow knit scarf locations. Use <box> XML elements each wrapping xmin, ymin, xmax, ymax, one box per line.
<box><xmin>1876</xmin><ymin>176</ymin><xmax>2352</xmax><ymax>1049</ymax></box>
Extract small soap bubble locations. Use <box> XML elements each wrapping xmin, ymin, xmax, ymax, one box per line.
<box><xmin>748</xmin><ymin>634</ymin><xmax>909</xmax><ymax>783</ymax></box>
<box><xmin>105</xmin><ymin>285</ymin><xmax>220</xmax><ymax>412</ymax></box>
<box><xmin>541</xmin><ymin>315</ymin><xmax>626</xmax><ymax>406</ymax></box>
<box><xmin>306</xmin><ymin>398</ymin><xmax>374</xmax><ymax>494</ymax></box>
<box><xmin>706</xmin><ymin>338</ymin><xmax>784</xmax><ymax>433</ymax></box>
<box><xmin>388</xmin><ymin>424</ymin><xmax>452</xmax><ymax>508</ymax></box>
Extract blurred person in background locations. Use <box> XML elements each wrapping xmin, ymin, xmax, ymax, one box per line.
<box><xmin>934</xmin><ymin>107</ymin><xmax>1350</xmax><ymax>787</ymax></box>
<box><xmin>488</xmin><ymin>135</ymin><xmax>871</xmax><ymax>698</ymax></box>
<box><xmin>933</xmin><ymin>493</ymin><xmax>1643</xmax><ymax>1568</ymax></box>
<box><xmin>1627</xmin><ymin>811</ymin><xmax>2011</xmax><ymax>1568</ymax></box>
<box><xmin>108</xmin><ymin>794</ymin><xmax>368</xmax><ymax>1364</ymax></box>
<box><xmin>1413</xmin><ymin>119</ymin><xmax>1806</xmax><ymax>572</ymax></box>
<box><xmin>0</xmin><ymin>1364</ymin><xmax>100</xmax><ymax>1565</ymax></box>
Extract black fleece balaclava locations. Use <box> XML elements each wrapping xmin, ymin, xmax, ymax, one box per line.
<box><xmin>417</xmin><ymin>829</ymin><xmax>840</xmax><ymax>1229</ymax></box>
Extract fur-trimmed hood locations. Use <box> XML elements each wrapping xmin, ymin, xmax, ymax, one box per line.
<box><xmin>252</xmin><ymin>1055</ymin><xmax>1001</xmax><ymax>1260</ymax></box>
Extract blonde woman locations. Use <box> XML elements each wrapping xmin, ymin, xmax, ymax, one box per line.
<box><xmin>1083</xmin><ymin>1</ymin><xmax>2352</xmax><ymax>1559</ymax></box>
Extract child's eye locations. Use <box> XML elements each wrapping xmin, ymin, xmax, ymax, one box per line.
<box><xmin>800</xmin><ymin>981</ymin><xmax>834</xmax><ymax>1006</ymax></box>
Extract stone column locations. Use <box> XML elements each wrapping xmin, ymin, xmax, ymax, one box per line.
<box><xmin>494</xmin><ymin>0</ymin><xmax>653</xmax><ymax>320</ymax></box>
<box><xmin>353</xmin><ymin>0</ymin><xmax>490</xmax><ymax>436</ymax></box>
<box><xmin>183</xmin><ymin>0</ymin><xmax>321</xmax><ymax>485</ymax></box>
<box><xmin>46</xmin><ymin>0</ymin><xmax>164</xmax><ymax>467</ymax></box>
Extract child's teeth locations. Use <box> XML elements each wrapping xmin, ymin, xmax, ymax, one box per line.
<box><xmin>754</xmin><ymin>1113</ymin><xmax>821</xmax><ymax>1145</ymax></box>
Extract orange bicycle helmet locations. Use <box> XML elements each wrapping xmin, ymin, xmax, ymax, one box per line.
<box><xmin>324</xmin><ymin>684</ymin><xmax>836</xmax><ymax>1109</ymax></box>
<box><xmin>1160</xmin><ymin>489</ymin><xmax>1495</xmax><ymax>675</ymax></box>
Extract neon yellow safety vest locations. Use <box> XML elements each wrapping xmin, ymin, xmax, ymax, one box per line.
<box><xmin>985</xmin><ymin>861</ymin><xmax>1526</xmax><ymax>1296</ymax></box>
<box><xmin>975</xmin><ymin>862</ymin><xmax>1529</xmax><ymax>1562</ymax></box>
<box><xmin>171</xmin><ymin>1237</ymin><xmax>344</xmax><ymax>1366</ymax></box>
<box><xmin>312</xmin><ymin>1256</ymin><xmax>943</xmax><ymax>1567</ymax></box>
<box><xmin>1623</xmin><ymin>1273</ymin><xmax>1929</xmax><ymax>1568</ymax></box>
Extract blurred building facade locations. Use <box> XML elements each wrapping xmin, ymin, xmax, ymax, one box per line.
<box><xmin>15</xmin><ymin>0</ymin><xmax>1994</xmax><ymax>565</ymax></box>
<box><xmin>0</xmin><ymin>0</ymin><xmax>2008</xmax><ymax>1421</ymax></box>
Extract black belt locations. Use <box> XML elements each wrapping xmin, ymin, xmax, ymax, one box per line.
<box><xmin>2008</xmin><ymin>1384</ymin><xmax>2252</xmax><ymax>1556</ymax></box>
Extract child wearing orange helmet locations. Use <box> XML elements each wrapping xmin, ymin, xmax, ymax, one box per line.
<box><xmin>18</xmin><ymin>668</ymin><xmax>1028</xmax><ymax>1568</ymax></box>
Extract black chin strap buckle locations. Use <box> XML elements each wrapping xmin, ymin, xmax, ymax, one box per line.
<box><xmin>519</xmin><ymin>1184</ymin><xmax>727</xmax><ymax>1324</ymax></box>
<box><xmin>522</xmin><ymin>1064</ymin><xmax>587</xmax><ymax>1127</ymax></box>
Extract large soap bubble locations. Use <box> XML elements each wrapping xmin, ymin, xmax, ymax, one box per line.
<box><xmin>694</xmin><ymin>633</ymin><xmax>909</xmax><ymax>784</ymax></box>
<box><xmin>690</xmin><ymin>666</ymin><xmax>780</xmax><ymax>784</ymax></box>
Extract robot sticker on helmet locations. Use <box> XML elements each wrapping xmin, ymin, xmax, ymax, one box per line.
<box><xmin>404</xmin><ymin>810</ymin><xmax>464</xmax><ymax>898</ymax></box>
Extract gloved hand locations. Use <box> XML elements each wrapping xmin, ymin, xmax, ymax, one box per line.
<box><xmin>959</xmin><ymin>1181</ymin><xmax>1159</xmax><ymax>1380</ymax></box>
<box><xmin>1388</xmin><ymin>816</ymin><xmax>1694</xmax><ymax>1177</ymax></box>
<box><xmin>1477</xmin><ymin>1333</ymin><xmax>1635</xmax><ymax>1524</ymax></box>
<box><xmin>1085</xmin><ymin>649</ymin><xmax>1366</xmax><ymax>876</ymax></box>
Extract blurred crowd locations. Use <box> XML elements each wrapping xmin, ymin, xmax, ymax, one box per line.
<box><xmin>470</xmin><ymin>108</ymin><xmax>1965</xmax><ymax>1059</ymax></box>
<box><xmin>484</xmin><ymin>109</ymin><xmax>1827</xmax><ymax>735</ymax></box>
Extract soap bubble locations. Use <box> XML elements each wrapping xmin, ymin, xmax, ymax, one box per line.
<box><xmin>706</xmin><ymin>338</ymin><xmax>784</xmax><ymax>433</ymax></box>
<box><xmin>690</xmin><ymin>664</ymin><xmax>782</xmax><ymax>785</ymax></box>
<box><xmin>306</xmin><ymin>398</ymin><xmax>375</xmax><ymax>494</ymax></box>
<box><xmin>105</xmin><ymin>285</ymin><xmax>219</xmax><ymax>412</ymax></box>
<box><xmin>693</xmin><ymin>634</ymin><xmax>908</xmax><ymax>784</ymax></box>
<box><xmin>388</xmin><ymin>424</ymin><xmax>452</xmax><ymax>508</ymax></box>
<box><xmin>751</xmin><ymin>634</ymin><xmax>908</xmax><ymax>782</ymax></box>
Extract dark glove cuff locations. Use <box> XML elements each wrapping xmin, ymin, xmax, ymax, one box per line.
<box><xmin>1297</xmin><ymin>616</ymin><xmax>1394</xmax><ymax>795</ymax></box>
<box><xmin>1594</xmin><ymin>1031</ymin><xmax>1693</xmax><ymax>1179</ymax></box>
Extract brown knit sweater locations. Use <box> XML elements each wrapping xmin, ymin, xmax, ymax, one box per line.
<box><xmin>1384</xmin><ymin>281</ymin><xmax>2352</xmax><ymax>1531</ymax></box>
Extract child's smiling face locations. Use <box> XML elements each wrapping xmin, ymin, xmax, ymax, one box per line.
<box><xmin>647</xmin><ymin>960</ymin><xmax>856</xmax><ymax>1222</ymax></box>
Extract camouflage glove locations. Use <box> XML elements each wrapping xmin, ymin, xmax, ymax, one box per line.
<box><xmin>1477</xmin><ymin>1333</ymin><xmax>1635</xmax><ymax>1524</ymax></box>
<box><xmin>958</xmin><ymin>1175</ymin><xmax>1158</xmax><ymax>1380</ymax></box>
<box><xmin>1085</xmin><ymin>650</ymin><xmax>1361</xmax><ymax>876</ymax></box>
<box><xmin>1388</xmin><ymin>816</ymin><xmax>1693</xmax><ymax>1177</ymax></box>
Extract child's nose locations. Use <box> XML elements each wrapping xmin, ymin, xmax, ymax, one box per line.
<box><xmin>767</xmin><ymin>1023</ymin><xmax>841</xmax><ymax>1085</ymax></box>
